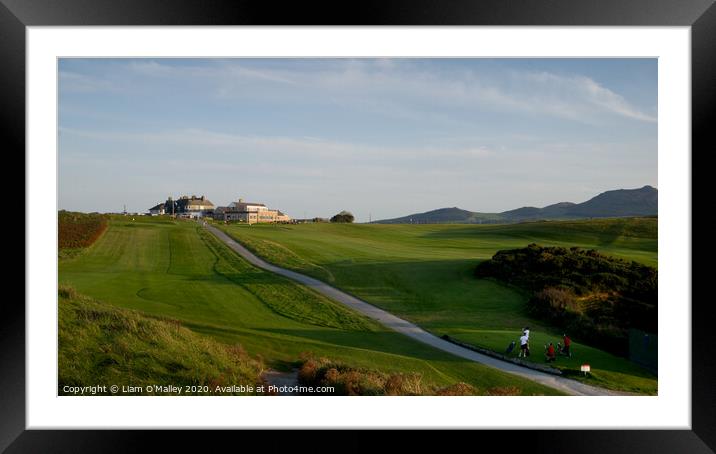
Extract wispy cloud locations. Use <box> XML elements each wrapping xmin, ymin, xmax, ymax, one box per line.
<box><xmin>72</xmin><ymin>59</ymin><xmax>656</xmax><ymax>124</ymax></box>
<box><xmin>576</xmin><ymin>75</ymin><xmax>656</xmax><ymax>122</ymax></box>
<box><xmin>58</xmin><ymin>58</ymin><xmax>657</xmax><ymax>217</ymax></box>
<box><xmin>58</xmin><ymin>127</ymin><xmax>496</xmax><ymax>163</ymax></box>
<box><xmin>517</xmin><ymin>71</ymin><xmax>656</xmax><ymax>122</ymax></box>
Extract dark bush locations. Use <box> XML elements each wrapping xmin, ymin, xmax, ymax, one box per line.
<box><xmin>476</xmin><ymin>244</ymin><xmax>657</xmax><ymax>356</ymax></box>
<box><xmin>330</xmin><ymin>211</ymin><xmax>355</xmax><ymax>223</ymax></box>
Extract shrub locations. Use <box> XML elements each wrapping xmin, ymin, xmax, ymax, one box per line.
<box><xmin>58</xmin><ymin>284</ymin><xmax>78</xmax><ymax>300</ymax></box>
<box><xmin>330</xmin><ymin>211</ymin><xmax>355</xmax><ymax>223</ymax></box>
<box><xmin>58</xmin><ymin>210</ymin><xmax>108</xmax><ymax>250</ymax></box>
<box><xmin>436</xmin><ymin>382</ymin><xmax>476</xmax><ymax>396</ymax></box>
<box><xmin>384</xmin><ymin>374</ymin><xmax>404</xmax><ymax>395</ymax></box>
<box><xmin>298</xmin><ymin>359</ymin><xmax>320</xmax><ymax>384</ymax></box>
<box><xmin>486</xmin><ymin>386</ymin><xmax>522</xmax><ymax>396</ymax></box>
<box><xmin>295</xmin><ymin>354</ymin><xmax>437</xmax><ymax>395</ymax></box>
<box><xmin>540</xmin><ymin>287</ymin><xmax>579</xmax><ymax>312</ymax></box>
<box><xmin>476</xmin><ymin>244</ymin><xmax>657</xmax><ymax>356</ymax></box>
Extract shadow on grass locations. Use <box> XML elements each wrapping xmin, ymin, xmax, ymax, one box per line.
<box><xmin>298</xmin><ymin>257</ymin><xmax>536</xmax><ymax>326</ymax></box>
<box><xmin>417</xmin><ymin>219</ymin><xmax>657</xmax><ymax>250</ymax></box>
<box><xmin>263</xmin><ymin>257</ymin><xmax>657</xmax><ymax>381</ymax></box>
<box><xmin>453</xmin><ymin>333</ymin><xmax>657</xmax><ymax>379</ymax></box>
<box><xmin>183</xmin><ymin>320</ymin><xmax>470</xmax><ymax>365</ymax></box>
<box><xmin>259</xmin><ymin>327</ymin><xmax>482</xmax><ymax>364</ymax></box>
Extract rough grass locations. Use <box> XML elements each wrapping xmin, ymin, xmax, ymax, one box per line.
<box><xmin>58</xmin><ymin>211</ymin><xmax>108</xmax><ymax>250</ymax></box>
<box><xmin>296</xmin><ymin>354</ymin><xmax>524</xmax><ymax>396</ymax></box>
<box><xmin>297</xmin><ymin>354</ymin><xmax>484</xmax><ymax>396</ymax></box>
<box><xmin>58</xmin><ymin>285</ymin><xmax>265</xmax><ymax>395</ymax></box>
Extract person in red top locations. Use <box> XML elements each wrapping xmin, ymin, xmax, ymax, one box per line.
<box><xmin>545</xmin><ymin>342</ymin><xmax>556</xmax><ymax>362</ymax></box>
<box><xmin>562</xmin><ymin>334</ymin><xmax>572</xmax><ymax>357</ymax></box>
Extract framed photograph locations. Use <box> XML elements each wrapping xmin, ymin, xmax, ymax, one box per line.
<box><xmin>8</xmin><ymin>0</ymin><xmax>715</xmax><ymax>450</ymax></box>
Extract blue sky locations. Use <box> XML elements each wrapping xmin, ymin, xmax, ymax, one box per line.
<box><xmin>58</xmin><ymin>58</ymin><xmax>657</xmax><ymax>221</ymax></box>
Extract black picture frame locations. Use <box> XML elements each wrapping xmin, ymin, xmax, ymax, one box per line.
<box><xmin>6</xmin><ymin>0</ymin><xmax>715</xmax><ymax>450</ymax></box>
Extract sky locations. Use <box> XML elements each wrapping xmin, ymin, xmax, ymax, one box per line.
<box><xmin>58</xmin><ymin>58</ymin><xmax>657</xmax><ymax>222</ymax></box>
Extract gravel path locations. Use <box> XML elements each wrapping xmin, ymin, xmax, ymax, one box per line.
<box><xmin>206</xmin><ymin>224</ymin><xmax>627</xmax><ymax>396</ymax></box>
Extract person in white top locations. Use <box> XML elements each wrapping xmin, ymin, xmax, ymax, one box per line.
<box><xmin>523</xmin><ymin>327</ymin><xmax>530</xmax><ymax>339</ymax></box>
<box><xmin>519</xmin><ymin>333</ymin><xmax>530</xmax><ymax>357</ymax></box>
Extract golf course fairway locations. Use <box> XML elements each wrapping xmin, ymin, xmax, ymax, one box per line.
<box><xmin>58</xmin><ymin>216</ymin><xmax>564</xmax><ymax>395</ymax></box>
<box><xmin>219</xmin><ymin>217</ymin><xmax>658</xmax><ymax>394</ymax></box>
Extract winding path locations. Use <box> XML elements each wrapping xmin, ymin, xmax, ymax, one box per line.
<box><xmin>205</xmin><ymin>224</ymin><xmax>625</xmax><ymax>396</ymax></box>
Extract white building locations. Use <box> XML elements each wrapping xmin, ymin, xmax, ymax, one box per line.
<box><xmin>148</xmin><ymin>203</ymin><xmax>166</xmax><ymax>216</ymax></box>
<box><xmin>176</xmin><ymin>195</ymin><xmax>215</xmax><ymax>218</ymax></box>
<box><xmin>214</xmin><ymin>198</ymin><xmax>290</xmax><ymax>223</ymax></box>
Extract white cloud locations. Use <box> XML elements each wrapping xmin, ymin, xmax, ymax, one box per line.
<box><xmin>58</xmin><ymin>127</ymin><xmax>495</xmax><ymax>163</ymax></box>
<box><xmin>72</xmin><ymin>59</ymin><xmax>656</xmax><ymax>124</ymax></box>
<box><xmin>58</xmin><ymin>59</ymin><xmax>657</xmax><ymax>217</ymax></box>
<box><xmin>517</xmin><ymin>71</ymin><xmax>656</xmax><ymax>122</ymax></box>
<box><xmin>577</xmin><ymin>75</ymin><xmax>656</xmax><ymax>122</ymax></box>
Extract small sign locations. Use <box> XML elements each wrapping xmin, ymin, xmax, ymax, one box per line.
<box><xmin>581</xmin><ymin>364</ymin><xmax>591</xmax><ymax>374</ymax></box>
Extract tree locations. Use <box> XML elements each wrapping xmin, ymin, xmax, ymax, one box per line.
<box><xmin>330</xmin><ymin>210</ymin><xmax>355</xmax><ymax>223</ymax></box>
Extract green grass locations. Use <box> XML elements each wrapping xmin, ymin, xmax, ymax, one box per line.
<box><xmin>59</xmin><ymin>216</ymin><xmax>562</xmax><ymax>395</ymax></box>
<box><xmin>58</xmin><ymin>285</ymin><xmax>265</xmax><ymax>395</ymax></box>
<box><xmin>218</xmin><ymin>217</ymin><xmax>658</xmax><ymax>394</ymax></box>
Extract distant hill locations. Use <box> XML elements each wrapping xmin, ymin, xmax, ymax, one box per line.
<box><xmin>374</xmin><ymin>186</ymin><xmax>657</xmax><ymax>224</ymax></box>
<box><xmin>380</xmin><ymin>207</ymin><xmax>503</xmax><ymax>224</ymax></box>
<box><xmin>563</xmin><ymin>185</ymin><xmax>658</xmax><ymax>218</ymax></box>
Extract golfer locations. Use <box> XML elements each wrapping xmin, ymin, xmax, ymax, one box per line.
<box><xmin>545</xmin><ymin>342</ymin><xmax>556</xmax><ymax>362</ymax></box>
<box><xmin>562</xmin><ymin>334</ymin><xmax>572</xmax><ymax>357</ymax></box>
<box><xmin>519</xmin><ymin>332</ymin><xmax>530</xmax><ymax>358</ymax></box>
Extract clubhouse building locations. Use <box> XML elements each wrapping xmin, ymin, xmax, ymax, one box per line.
<box><xmin>148</xmin><ymin>195</ymin><xmax>291</xmax><ymax>223</ymax></box>
<box><xmin>213</xmin><ymin>198</ymin><xmax>291</xmax><ymax>224</ymax></box>
<box><xmin>148</xmin><ymin>195</ymin><xmax>215</xmax><ymax>218</ymax></box>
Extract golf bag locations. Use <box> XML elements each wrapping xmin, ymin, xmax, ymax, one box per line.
<box><xmin>505</xmin><ymin>340</ymin><xmax>516</xmax><ymax>354</ymax></box>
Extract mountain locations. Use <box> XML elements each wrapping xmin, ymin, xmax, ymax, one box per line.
<box><xmin>375</xmin><ymin>207</ymin><xmax>504</xmax><ymax>224</ymax></box>
<box><xmin>403</xmin><ymin>207</ymin><xmax>473</xmax><ymax>223</ymax></box>
<box><xmin>564</xmin><ymin>185</ymin><xmax>658</xmax><ymax>218</ymax></box>
<box><xmin>374</xmin><ymin>186</ymin><xmax>657</xmax><ymax>224</ymax></box>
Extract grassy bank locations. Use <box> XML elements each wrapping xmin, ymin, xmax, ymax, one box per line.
<box><xmin>58</xmin><ymin>285</ymin><xmax>265</xmax><ymax>395</ymax></box>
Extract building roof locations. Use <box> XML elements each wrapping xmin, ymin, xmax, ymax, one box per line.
<box><xmin>148</xmin><ymin>203</ymin><xmax>164</xmax><ymax>211</ymax></box>
<box><xmin>186</xmin><ymin>199</ymin><xmax>214</xmax><ymax>207</ymax></box>
<box><xmin>234</xmin><ymin>201</ymin><xmax>265</xmax><ymax>206</ymax></box>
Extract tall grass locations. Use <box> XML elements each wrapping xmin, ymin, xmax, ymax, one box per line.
<box><xmin>296</xmin><ymin>354</ymin><xmax>495</xmax><ymax>396</ymax></box>
<box><xmin>58</xmin><ymin>285</ymin><xmax>265</xmax><ymax>395</ymax></box>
